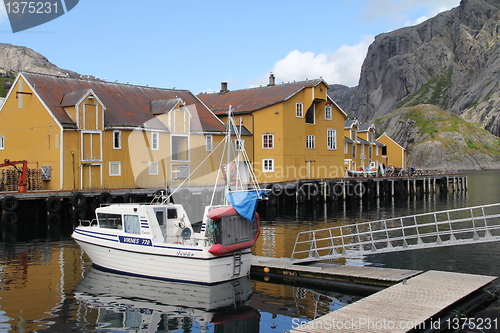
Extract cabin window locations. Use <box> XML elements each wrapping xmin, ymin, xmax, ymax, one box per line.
<box><xmin>97</xmin><ymin>213</ymin><xmax>122</xmax><ymax>229</ymax></box>
<box><xmin>206</xmin><ymin>135</ymin><xmax>213</xmax><ymax>151</ymax></box>
<box><xmin>113</xmin><ymin>130</ymin><xmax>121</xmax><ymax>149</ymax></box>
<box><xmin>0</xmin><ymin>135</ymin><xmax>4</xmax><ymax>150</ymax></box>
<box><xmin>167</xmin><ymin>208</ymin><xmax>178</xmax><ymax>219</ymax></box>
<box><xmin>124</xmin><ymin>215</ymin><xmax>140</xmax><ymax>234</ymax></box>
<box><xmin>262</xmin><ymin>134</ymin><xmax>274</xmax><ymax>149</ymax></box>
<box><xmin>327</xmin><ymin>129</ymin><xmax>336</xmax><ymax>150</ymax></box>
<box><xmin>149</xmin><ymin>161</ymin><xmax>159</xmax><ymax>175</ymax></box>
<box><xmin>151</xmin><ymin>132</ymin><xmax>159</xmax><ymax>150</ymax></box>
<box><xmin>109</xmin><ymin>162</ymin><xmax>121</xmax><ymax>176</ymax></box>
<box><xmin>325</xmin><ymin>105</ymin><xmax>332</xmax><ymax>120</ymax></box>
<box><xmin>296</xmin><ymin>103</ymin><xmax>304</xmax><ymax>118</ymax></box>
<box><xmin>306</xmin><ymin>135</ymin><xmax>315</xmax><ymax>149</ymax></box>
<box><xmin>262</xmin><ymin>158</ymin><xmax>274</xmax><ymax>172</ymax></box>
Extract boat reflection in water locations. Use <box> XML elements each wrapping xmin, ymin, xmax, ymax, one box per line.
<box><xmin>74</xmin><ymin>267</ymin><xmax>260</xmax><ymax>332</ymax></box>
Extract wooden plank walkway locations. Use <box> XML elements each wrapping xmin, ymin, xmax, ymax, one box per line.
<box><xmin>252</xmin><ymin>256</ymin><xmax>421</xmax><ymax>286</ymax></box>
<box><xmin>288</xmin><ymin>270</ymin><xmax>496</xmax><ymax>333</ymax></box>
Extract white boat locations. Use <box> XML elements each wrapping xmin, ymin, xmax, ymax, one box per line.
<box><xmin>72</xmin><ymin>108</ymin><xmax>266</xmax><ymax>284</ymax></box>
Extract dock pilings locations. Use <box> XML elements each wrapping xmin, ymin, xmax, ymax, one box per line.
<box><xmin>263</xmin><ymin>173</ymin><xmax>467</xmax><ymax>206</ymax></box>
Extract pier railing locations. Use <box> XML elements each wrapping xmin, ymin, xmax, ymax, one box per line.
<box><xmin>291</xmin><ymin>203</ymin><xmax>500</xmax><ymax>263</ymax></box>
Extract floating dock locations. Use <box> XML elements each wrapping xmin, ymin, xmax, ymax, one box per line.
<box><xmin>287</xmin><ymin>270</ymin><xmax>496</xmax><ymax>333</ymax></box>
<box><xmin>251</xmin><ymin>257</ymin><xmax>497</xmax><ymax>333</ymax></box>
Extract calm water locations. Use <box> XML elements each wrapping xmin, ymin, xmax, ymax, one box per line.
<box><xmin>1</xmin><ymin>170</ymin><xmax>500</xmax><ymax>332</ymax></box>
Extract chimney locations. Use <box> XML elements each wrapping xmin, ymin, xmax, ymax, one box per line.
<box><xmin>220</xmin><ymin>82</ymin><xmax>228</xmax><ymax>94</ymax></box>
<box><xmin>268</xmin><ymin>73</ymin><xmax>276</xmax><ymax>86</ymax></box>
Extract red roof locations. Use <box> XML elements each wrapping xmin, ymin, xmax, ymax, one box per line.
<box><xmin>21</xmin><ymin>72</ymin><xmax>225</xmax><ymax>132</ymax></box>
<box><xmin>198</xmin><ymin>79</ymin><xmax>327</xmax><ymax>115</ymax></box>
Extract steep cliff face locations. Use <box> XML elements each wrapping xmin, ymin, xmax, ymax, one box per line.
<box><xmin>376</xmin><ymin>105</ymin><xmax>500</xmax><ymax>169</ymax></box>
<box><xmin>330</xmin><ymin>0</ymin><xmax>500</xmax><ymax>135</ymax></box>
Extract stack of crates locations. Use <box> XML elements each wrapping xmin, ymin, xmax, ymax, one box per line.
<box><xmin>0</xmin><ymin>168</ymin><xmax>19</xmax><ymax>191</ymax></box>
<box><xmin>28</xmin><ymin>168</ymin><xmax>42</xmax><ymax>190</ymax></box>
<box><xmin>0</xmin><ymin>167</ymin><xmax>43</xmax><ymax>191</ymax></box>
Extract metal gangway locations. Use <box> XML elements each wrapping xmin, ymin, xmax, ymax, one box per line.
<box><xmin>291</xmin><ymin>203</ymin><xmax>500</xmax><ymax>263</ymax></box>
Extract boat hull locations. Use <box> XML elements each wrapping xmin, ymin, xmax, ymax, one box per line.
<box><xmin>73</xmin><ymin>230</ymin><xmax>252</xmax><ymax>285</ymax></box>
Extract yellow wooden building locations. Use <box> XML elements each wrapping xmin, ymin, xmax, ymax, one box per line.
<box><xmin>0</xmin><ymin>72</ymin><xmax>228</xmax><ymax>191</ymax></box>
<box><xmin>343</xmin><ymin>120</ymin><xmax>387</xmax><ymax>173</ymax></box>
<box><xmin>377</xmin><ymin>133</ymin><xmax>407</xmax><ymax>169</ymax></box>
<box><xmin>199</xmin><ymin>75</ymin><xmax>347</xmax><ymax>183</ymax></box>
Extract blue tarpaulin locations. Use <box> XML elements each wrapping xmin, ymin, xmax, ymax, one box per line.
<box><xmin>225</xmin><ymin>190</ymin><xmax>267</xmax><ymax>222</ymax></box>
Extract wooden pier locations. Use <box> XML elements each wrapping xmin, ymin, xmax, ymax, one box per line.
<box><xmin>251</xmin><ymin>257</ymin><xmax>497</xmax><ymax>333</ymax></box>
<box><xmin>288</xmin><ymin>270</ymin><xmax>496</xmax><ymax>333</ymax></box>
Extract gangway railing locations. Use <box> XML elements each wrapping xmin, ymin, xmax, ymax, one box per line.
<box><xmin>291</xmin><ymin>203</ymin><xmax>500</xmax><ymax>263</ymax></box>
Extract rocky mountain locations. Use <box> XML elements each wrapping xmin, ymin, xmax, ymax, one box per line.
<box><xmin>330</xmin><ymin>0</ymin><xmax>500</xmax><ymax>135</ymax></box>
<box><xmin>377</xmin><ymin>104</ymin><xmax>500</xmax><ymax>169</ymax></box>
<box><xmin>0</xmin><ymin>43</ymin><xmax>84</xmax><ymax>95</ymax></box>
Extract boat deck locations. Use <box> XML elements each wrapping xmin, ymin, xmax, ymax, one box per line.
<box><xmin>287</xmin><ymin>270</ymin><xmax>496</xmax><ymax>332</ymax></box>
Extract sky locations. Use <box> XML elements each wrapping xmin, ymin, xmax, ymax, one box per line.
<box><xmin>0</xmin><ymin>0</ymin><xmax>460</xmax><ymax>94</ymax></box>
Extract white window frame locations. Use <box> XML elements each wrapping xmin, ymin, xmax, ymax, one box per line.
<box><xmin>344</xmin><ymin>142</ymin><xmax>349</xmax><ymax>155</ymax></box>
<box><xmin>113</xmin><ymin>130</ymin><xmax>121</xmax><ymax>149</ymax></box>
<box><xmin>327</xmin><ymin>129</ymin><xmax>336</xmax><ymax>150</ymax></box>
<box><xmin>235</xmin><ymin>139</ymin><xmax>245</xmax><ymax>151</ymax></box>
<box><xmin>306</xmin><ymin>135</ymin><xmax>315</xmax><ymax>149</ymax></box>
<box><xmin>0</xmin><ymin>135</ymin><xmax>4</xmax><ymax>150</ymax></box>
<box><xmin>262</xmin><ymin>158</ymin><xmax>274</xmax><ymax>172</ymax></box>
<box><xmin>325</xmin><ymin>105</ymin><xmax>332</xmax><ymax>120</ymax></box>
<box><xmin>296</xmin><ymin>102</ymin><xmax>304</xmax><ymax>118</ymax></box>
<box><xmin>206</xmin><ymin>135</ymin><xmax>213</xmax><ymax>152</ymax></box>
<box><xmin>262</xmin><ymin>133</ymin><xmax>274</xmax><ymax>149</ymax></box>
<box><xmin>149</xmin><ymin>161</ymin><xmax>159</xmax><ymax>175</ymax></box>
<box><xmin>109</xmin><ymin>161</ymin><xmax>121</xmax><ymax>176</ymax></box>
<box><xmin>151</xmin><ymin>132</ymin><xmax>159</xmax><ymax>150</ymax></box>
<box><xmin>376</xmin><ymin>145</ymin><xmax>379</xmax><ymax>156</ymax></box>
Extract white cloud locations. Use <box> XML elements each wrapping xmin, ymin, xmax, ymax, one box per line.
<box><xmin>254</xmin><ymin>35</ymin><xmax>373</xmax><ymax>88</ymax></box>
<box><xmin>363</xmin><ymin>0</ymin><xmax>460</xmax><ymax>27</ymax></box>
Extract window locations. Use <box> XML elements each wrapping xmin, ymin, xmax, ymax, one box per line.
<box><xmin>171</xmin><ymin>136</ymin><xmax>189</xmax><ymax>161</ymax></box>
<box><xmin>151</xmin><ymin>132</ymin><xmax>159</xmax><ymax>150</ymax></box>
<box><xmin>149</xmin><ymin>161</ymin><xmax>159</xmax><ymax>175</ymax></box>
<box><xmin>262</xmin><ymin>134</ymin><xmax>274</xmax><ymax>149</ymax></box>
<box><xmin>206</xmin><ymin>135</ymin><xmax>213</xmax><ymax>151</ymax></box>
<box><xmin>352</xmin><ymin>145</ymin><xmax>356</xmax><ymax>158</ymax></box>
<box><xmin>376</xmin><ymin>145</ymin><xmax>379</xmax><ymax>156</ymax></box>
<box><xmin>305</xmin><ymin>105</ymin><xmax>315</xmax><ymax>124</ymax></box>
<box><xmin>296</xmin><ymin>102</ymin><xmax>304</xmax><ymax>118</ymax></box>
<box><xmin>262</xmin><ymin>158</ymin><xmax>274</xmax><ymax>172</ymax></box>
<box><xmin>235</xmin><ymin>139</ymin><xmax>245</xmax><ymax>151</ymax></box>
<box><xmin>351</xmin><ymin>129</ymin><xmax>357</xmax><ymax>141</ymax></box>
<box><xmin>344</xmin><ymin>142</ymin><xmax>349</xmax><ymax>154</ymax></box>
<box><xmin>110</xmin><ymin>162</ymin><xmax>121</xmax><ymax>176</ymax></box>
<box><xmin>0</xmin><ymin>135</ymin><xmax>4</xmax><ymax>150</ymax></box>
<box><xmin>325</xmin><ymin>105</ymin><xmax>332</xmax><ymax>120</ymax></box>
<box><xmin>361</xmin><ymin>144</ymin><xmax>365</xmax><ymax>155</ymax></box>
<box><xmin>113</xmin><ymin>130</ymin><xmax>121</xmax><ymax>149</ymax></box>
<box><xmin>327</xmin><ymin>129</ymin><xmax>336</xmax><ymax>150</ymax></box>
<box><xmin>97</xmin><ymin>213</ymin><xmax>122</xmax><ymax>229</ymax></box>
<box><xmin>369</xmin><ymin>146</ymin><xmax>373</xmax><ymax>159</ymax></box>
<box><xmin>306</xmin><ymin>135</ymin><xmax>315</xmax><ymax>149</ymax></box>
<box><xmin>124</xmin><ymin>215</ymin><xmax>140</xmax><ymax>234</ymax></box>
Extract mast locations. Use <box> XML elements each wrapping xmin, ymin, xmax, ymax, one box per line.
<box><xmin>225</xmin><ymin>106</ymin><xmax>233</xmax><ymax>199</ymax></box>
